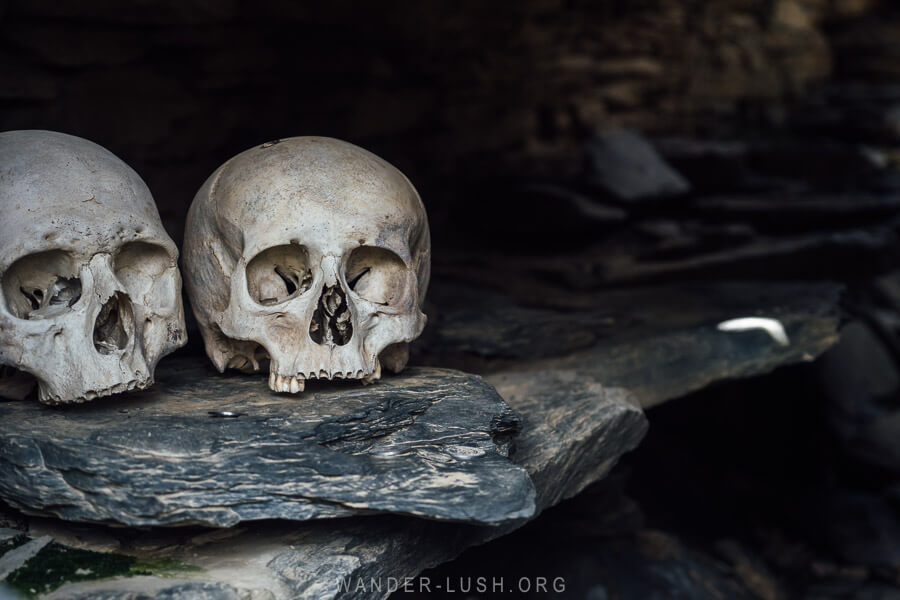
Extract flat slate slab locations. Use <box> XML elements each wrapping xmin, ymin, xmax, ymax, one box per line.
<box><xmin>0</xmin><ymin>363</ymin><xmax>535</xmax><ymax>528</ymax></box>
<box><xmin>2</xmin><ymin>369</ymin><xmax>647</xmax><ymax>600</ymax></box>
<box><xmin>0</xmin><ymin>280</ymin><xmax>843</xmax><ymax>600</ymax></box>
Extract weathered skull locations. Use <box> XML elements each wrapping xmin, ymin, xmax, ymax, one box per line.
<box><xmin>183</xmin><ymin>137</ymin><xmax>429</xmax><ymax>394</ymax></box>
<box><xmin>0</xmin><ymin>130</ymin><xmax>187</xmax><ymax>404</ymax></box>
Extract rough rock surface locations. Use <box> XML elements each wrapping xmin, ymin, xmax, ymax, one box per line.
<box><xmin>818</xmin><ymin>319</ymin><xmax>900</xmax><ymax>473</ymax></box>
<box><xmin>585</xmin><ymin>129</ymin><xmax>691</xmax><ymax>202</ymax></box>
<box><xmin>421</xmin><ymin>280</ymin><xmax>843</xmax><ymax>409</ymax></box>
<box><xmin>3</xmin><ymin>370</ymin><xmax>646</xmax><ymax>600</ymax></box>
<box><xmin>0</xmin><ymin>536</ymin><xmax>51</xmax><ymax>581</ymax></box>
<box><xmin>0</xmin><ymin>276</ymin><xmax>845</xmax><ymax>599</ymax></box>
<box><xmin>0</xmin><ymin>365</ymin><xmax>535</xmax><ymax>528</ymax></box>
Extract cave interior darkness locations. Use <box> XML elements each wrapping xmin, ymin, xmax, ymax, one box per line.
<box><xmin>4</xmin><ymin>1</ymin><xmax>900</xmax><ymax>598</ymax></box>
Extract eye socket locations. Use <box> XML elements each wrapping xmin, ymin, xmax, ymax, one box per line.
<box><xmin>115</xmin><ymin>242</ymin><xmax>174</xmax><ymax>300</ymax></box>
<box><xmin>246</xmin><ymin>245</ymin><xmax>313</xmax><ymax>306</ymax></box>
<box><xmin>345</xmin><ymin>246</ymin><xmax>409</xmax><ymax>307</ymax></box>
<box><xmin>1</xmin><ymin>250</ymin><xmax>82</xmax><ymax>320</ymax></box>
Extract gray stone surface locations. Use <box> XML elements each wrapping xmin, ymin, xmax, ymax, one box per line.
<box><xmin>47</xmin><ymin>581</ymin><xmax>245</xmax><ymax>600</ymax></box>
<box><xmin>0</xmin><ymin>530</ymin><xmax>18</xmax><ymax>543</ymax></box>
<box><xmin>4</xmin><ymin>279</ymin><xmax>845</xmax><ymax>599</ymax></box>
<box><xmin>818</xmin><ymin>320</ymin><xmax>900</xmax><ymax>472</ymax></box>
<box><xmin>14</xmin><ymin>368</ymin><xmax>646</xmax><ymax>600</ymax></box>
<box><xmin>0</xmin><ymin>536</ymin><xmax>51</xmax><ymax>581</ymax></box>
<box><xmin>0</xmin><ymin>584</ymin><xmax>20</xmax><ymax>600</ymax></box>
<box><xmin>422</xmin><ymin>280</ymin><xmax>842</xmax><ymax>409</ymax></box>
<box><xmin>0</xmin><ymin>366</ymin><xmax>534</xmax><ymax>528</ymax></box>
<box><xmin>586</xmin><ymin>129</ymin><xmax>691</xmax><ymax>201</ymax></box>
<box><xmin>486</xmin><ymin>370</ymin><xmax>641</xmax><ymax>510</ymax></box>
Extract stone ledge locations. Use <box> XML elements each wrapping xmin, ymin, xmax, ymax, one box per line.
<box><xmin>0</xmin><ymin>365</ymin><xmax>535</xmax><ymax>528</ymax></box>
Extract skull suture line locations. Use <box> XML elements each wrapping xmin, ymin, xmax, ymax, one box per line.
<box><xmin>0</xmin><ymin>130</ymin><xmax>187</xmax><ymax>404</ymax></box>
<box><xmin>183</xmin><ymin>137</ymin><xmax>430</xmax><ymax>394</ymax></box>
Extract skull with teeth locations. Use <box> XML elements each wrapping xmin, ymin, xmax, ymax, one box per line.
<box><xmin>0</xmin><ymin>130</ymin><xmax>187</xmax><ymax>404</ymax></box>
<box><xmin>183</xmin><ymin>137</ymin><xmax>430</xmax><ymax>394</ymax></box>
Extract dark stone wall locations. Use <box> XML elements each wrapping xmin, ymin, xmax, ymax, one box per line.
<box><xmin>0</xmin><ymin>0</ymin><xmax>897</xmax><ymax>241</ymax></box>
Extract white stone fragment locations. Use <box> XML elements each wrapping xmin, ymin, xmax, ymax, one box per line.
<box><xmin>717</xmin><ymin>316</ymin><xmax>790</xmax><ymax>346</ymax></box>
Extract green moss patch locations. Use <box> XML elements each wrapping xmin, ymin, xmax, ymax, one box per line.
<box><xmin>0</xmin><ymin>534</ymin><xmax>29</xmax><ymax>558</ymax></box>
<box><xmin>5</xmin><ymin>541</ymin><xmax>200</xmax><ymax>598</ymax></box>
<box><xmin>7</xmin><ymin>542</ymin><xmax>135</xmax><ymax>597</ymax></box>
<box><xmin>130</xmin><ymin>556</ymin><xmax>203</xmax><ymax>577</ymax></box>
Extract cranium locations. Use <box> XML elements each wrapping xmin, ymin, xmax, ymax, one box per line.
<box><xmin>0</xmin><ymin>130</ymin><xmax>187</xmax><ymax>404</ymax></box>
<box><xmin>183</xmin><ymin>136</ymin><xmax>430</xmax><ymax>394</ymax></box>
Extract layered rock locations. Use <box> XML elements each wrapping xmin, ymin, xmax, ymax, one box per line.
<box><xmin>0</xmin><ymin>367</ymin><xmax>534</xmax><ymax>527</ymax></box>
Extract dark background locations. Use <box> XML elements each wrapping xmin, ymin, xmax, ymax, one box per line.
<box><xmin>3</xmin><ymin>0</ymin><xmax>899</xmax><ymax>260</ymax></box>
<box><xmin>6</xmin><ymin>2</ymin><xmax>900</xmax><ymax>598</ymax></box>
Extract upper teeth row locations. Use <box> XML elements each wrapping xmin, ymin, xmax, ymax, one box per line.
<box><xmin>267</xmin><ymin>362</ymin><xmax>382</xmax><ymax>394</ymax></box>
<box><xmin>44</xmin><ymin>378</ymin><xmax>145</xmax><ymax>405</ymax></box>
<box><xmin>269</xmin><ymin>373</ymin><xmax>305</xmax><ymax>394</ymax></box>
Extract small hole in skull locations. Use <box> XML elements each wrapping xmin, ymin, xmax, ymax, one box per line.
<box><xmin>49</xmin><ymin>278</ymin><xmax>81</xmax><ymax>306</ymax></box>
<box><xmin>247</xmin><ymin>245</ymin><xmax>313</xmax><ymax>306</ymax></box>
<box><xmin>93</xmin><ymin>293</ymin><xmax>132</xmax><ymax>354</ymax></box>
<box><xmin>275</xmin><ymin>266</ymin><xmax>299</xmax><ymax>295</ymax></box>
<box><xmin>20</xmin><ymin>288</ymin><xmax>41</xmax><ymax>310</ymax></box>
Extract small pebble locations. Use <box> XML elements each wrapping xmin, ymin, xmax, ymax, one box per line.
<box><xmin>208</xmin><ymin>411</ymin><xmax>243</xmax><ymax>418</ymax></box>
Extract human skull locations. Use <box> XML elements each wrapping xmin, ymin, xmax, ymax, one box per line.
<box><xmin>183</xmin><ymin>137</ymin><xmax>429</xmax><ymax>394</ymax></box>
<box><xmin>0</xmin><ymin>130</ymin><xmax>187</xmax><ymax>404</ymax></box>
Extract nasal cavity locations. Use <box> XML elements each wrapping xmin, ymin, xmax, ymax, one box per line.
<box><xmin>93</xmin><ymin>292</ymin><xmax>133</xmax><ymax>355</ymax></box>
<box><xmin>309</xmin><ymin>284</ymin><xmax>353</xmax><ymax>346</ymax></box>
